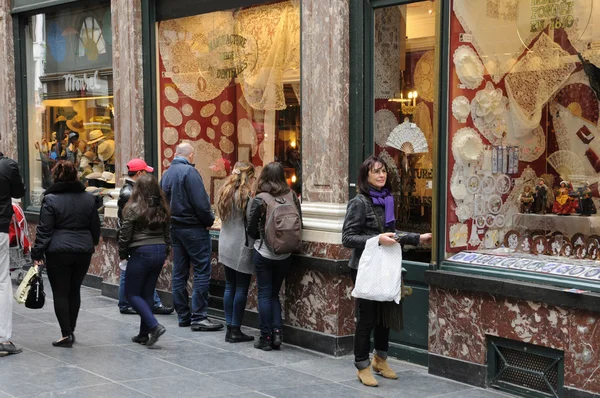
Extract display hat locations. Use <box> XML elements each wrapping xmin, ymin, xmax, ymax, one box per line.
<box><xmin>54</xmin><ymin>116</ymin><xmax>67</xmax><ymax>124</ymax></box>
<box><xmin>85</xmin><ymin>171</ymin><xmax>103</xmax><ymax>180</ymax></box>
<box><xmin>100</xmin><ymin>171</ymin><xmax>116</xmax><ymax>184</ymax></box>
<box><xmin>66</xmin><ymin>115</ymin><xmax>85</xmax><ymax>133</ymax></box>
<box><xmin>98</xmin><ymin>139</ymin><xmax>115</xmax><ymax>161</ymax></box>
<box><xmin>84</xmin><ymin>150</ymin><xmax>95</xmax><ymax>159</ymax></box>
<box><xmin>87</xmin><ymin>130</ymin><xmax>105</xmax><ymax>145</ymax></box>
<box><xmin>126</xmin><ymin>158</ymin><xmax>154</xmax><ymax>173</ymax></box>
<box><xmin>68</xmin><ymin>132</ymin><xmax>80</xmax><ymax>141</ymax></box>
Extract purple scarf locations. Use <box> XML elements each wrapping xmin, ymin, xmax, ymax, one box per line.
<box><xmin>369</xmin><ymin>188</ymin><xmax>395</xmax><ymax>228</ymax></box>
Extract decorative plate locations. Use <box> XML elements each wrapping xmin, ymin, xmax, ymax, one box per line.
<box><xmin>487</xmin><ymin>194</ymin><xmax>503</xmax><ymax>215</ymax></box>
<box><xmin>485</xmin><ymin>215</ymin><xmax>496</xmax><ymax>228</ymax></box>
<box><xmin>494</xmin><ymin>214</ymin><xmax>506</xmax><ymax>228</ymax></box>
<box><xmin>590</xmin><ymin>246</ymin><xmax>599</xmax><ymax>261</ymax></box>
<box><xmin>475</xmin><ymin>216</ymin><xmax>486</xmax><ymax>229</ymax></box>
<box><xmin>560</xmin><ymin>242</ymin><xmax>574</xmax><ymax>257</ymax></box>
<box><xmin>548</xmin><ymin>236</ymin><xmax>563</xmax><ymax>256</ymax></box>
<box><xmin>576</xmin><ymin>246</ymin><xmax>588</xmax><ymax>260</ymax></box>
<box><xmin>572</xmin><ymin>233</ymin><xmax>586</xmax><ymax>248</ymax></box>
<box><xmin>454</xmin><ymin>127</ymin><xmax>484</xmax><ymax>162</ymax></box>
<box><xmin>532</xmin><ymin>236</ymin><xmax>548</xmax><ymax>255</ymax></box>
<box><xmin>453</xmin><ymin>45</ymin><xmax>485</xmax><ymax>90</ymax></box>
<box><xmin>517</xmin><ymin>235</ymin><xmax>533</xmax><ymax>253</ymax></box>
<box><xmin>503</xmin><ymin>230</ymin><xmax>520</xmax><ymax>250</ymax></box>
<box><xmin>482</xmin><ymin>174</ymin><xmax>496</xmax><ymax>194</ymax></box>
<box><xmin>467</xmin><ymin>174</ymin><xmax>481</xmax><ymax>194</ymax></box>
<box><xmin>496</xmin><ymin>174</ymin><xmax>511</xmax><ymax>194</ymax></box>
<box><xmin>586</xmin><ymin>235</ymin><xmax>600</xmax><ymax>249</ymax></box>
<box><xmin>452</xmin><ymin>96</ymin><xmax>471</xmax><ymax>123</ymax></box>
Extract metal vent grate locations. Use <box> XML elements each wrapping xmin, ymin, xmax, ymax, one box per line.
<box><xmin>488</xmin><ymin>338</ymin><xmax>563</xmax><ymax>398</ymax></box>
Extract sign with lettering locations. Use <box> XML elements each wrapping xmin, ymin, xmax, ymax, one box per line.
<box><xmin>530</xmin><ymin>0</ymin><xmax>575</xmax><ymax>32</ymax></box>
<box><xmin>62</xmin><ymin>70</ymin><xmax>102</xmax><ymax>92</ymax></box>
<box><xmin>207</xmin><ymin>34</ymin><xmax>256</xmax><ymax>80</ymax></box>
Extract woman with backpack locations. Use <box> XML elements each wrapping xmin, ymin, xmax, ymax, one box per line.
<box><xmin>32</xmin><ymin>160</ymin><xmax>101</xmax><ymax>347</ymax></box>
<box><xmin>342</xmin><ymin>155</ymin><xmax>431</xmax><ymax>387</ymax></box>
<box><xmin>247</xmin><ymin>162</ymin><xmax>302</xmax><ymax>351</ymax></box>
<box><xmin>118</xmin><ymin>174</ymin><xmax>171</xmax><ymax>347</ymax></box>
<box><xmin>215</xmin><ymin>161</ymin><xmax>256</xmax><ymax>343</ymax></box>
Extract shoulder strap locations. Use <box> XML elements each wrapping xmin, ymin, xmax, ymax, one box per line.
<box><xmin>359</xmin><ymin>194</ymin><xmax>384</xmax><ymax>233</ymax></box>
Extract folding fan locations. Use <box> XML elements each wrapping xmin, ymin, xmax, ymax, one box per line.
<box><xmin>385</xmin><ymin>119</ymin><xmax>428</xmax><ymax>154</ymax></box>
<box><xmin>547</xmin><ymin>150</ymin><xmax>585</xmax><ymax>180</ymax></box>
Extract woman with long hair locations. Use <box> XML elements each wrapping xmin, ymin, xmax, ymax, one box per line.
<box><xmin>32</xmin><ymin>161</ymin><xmax>101</xmax><ymax>347</ymax></box>
<box><xmin>118</xmin><ymin>174</ymin><xmax>171</xmax><ymax>347</ymax></box>
<box><xmin>342</xmin><ymin>155</ymin><xmax>431</xmax><ymax>387</ymax></box>
<box><xmin>215</xmin><ymin>161</ymin><xmax>256</xmax><ymax>343</ymax></box>
<box><xmin>246</xmin><ymin>162</ymin><xmax>302</xmax><ymax>351</ymax></box>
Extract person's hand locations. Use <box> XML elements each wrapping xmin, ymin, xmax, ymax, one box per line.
<box><xmin>33</xmin><ymin>259</ymin><xmax>44</xmax><ymax>267</ymax></box>
<box><xmin>379</xmin><ymin>232</ymin><xmax>397</xmax><ymax>246</ymax></box>
<box><xmin>420</xmin><ymin>233</ymin><xmax>432</xmax><ymax>244</ymax></box>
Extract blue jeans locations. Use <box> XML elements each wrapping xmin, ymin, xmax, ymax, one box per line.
<box><xmin>118</xmin><ymin>269</ymin><xmax>162</xmax><ymax>310</ymax></box>
<box><xmin>223</xmin><ymin>267</ymin><xmax>252</xmax><ymax>327</ymax></box>
<box><xmin>125</xmin><ymin>244</ymin><xmax>166</xmax><ymax>335</ymax></box>
<box><xmin>171</xmin><ymin>226</ymin><xmax>212</xmax><ymax>323</ymax></box>
<box><xmin>253</xmin><ymin>250</ymin><xmax>291</xmax><ymax>337</ymax></box>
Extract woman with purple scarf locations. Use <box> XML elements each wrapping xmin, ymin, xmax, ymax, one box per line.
<box><xmin>342</xmin><ymin>155</ymin><xmax>431</xmax><ymax>387</ymax></box>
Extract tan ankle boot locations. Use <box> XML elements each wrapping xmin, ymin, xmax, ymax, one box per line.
<box><xmin>357</xmin><ymin>367</ymin><xmax>378</xmax><ymax>387</ymax></box>
<box><xmin>371</xmin><ymin>354</ymin><xmax>398</xmax><ymax>379</ymax></box>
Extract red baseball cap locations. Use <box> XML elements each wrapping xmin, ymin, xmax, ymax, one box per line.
<box><xmin>127</xmin><ymin>158</ymin><xmax>154</xmax><ymax>173</ymax></box>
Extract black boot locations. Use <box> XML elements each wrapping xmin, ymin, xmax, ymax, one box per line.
<box><xmin>225</xmin><ymin>325</ymin><xmax>232</xmax><ymax>342</ymax></box>
<box><xmin>254</xmin><ymin>335</ymin><xmax>273</xmax><ymax>351</ymax></box>
<box><xmin>272</xmin><ymin>329</ymin><xmax>282</xmax><ymax>350</ymax></box>
<box><xmin>229</xmin><ymin>326</ymin><xmax>254</xmax><ymax>343</ymax></box>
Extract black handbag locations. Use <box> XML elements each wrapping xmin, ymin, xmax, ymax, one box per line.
<box><xmin>25</xmin><ymin>271</ymin><xmax>45</xmax><ymax>309</ymax></box>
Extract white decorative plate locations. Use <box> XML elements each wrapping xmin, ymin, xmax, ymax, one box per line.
<box><xmin>453</xmin><ymin>45</ymin><xmax>484</xmax><ymax>90</ymax></box>
<box><xmin>452</xmin><ymin>96</ymin><xmax>470</xmax><ymax>123</ymax></box>
<box><xmin>488</xmin><ymin>194</ymin><xmax>503</xmax><ymax>215</ymax></box>
<box><xmin>496</xmin><ymin>174</ymin><xmax>511</xmax><ymax>194</ymax></box>
<box><xmin>467</xmin><ymin>174</ymin><xmax>481</xmax><ymax>194</ymax></box>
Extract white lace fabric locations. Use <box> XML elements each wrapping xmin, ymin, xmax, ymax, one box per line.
<box><xmin>374</xmin><ymin>7</ymin><xmax>402</xmax><ymax>99</ymax></box>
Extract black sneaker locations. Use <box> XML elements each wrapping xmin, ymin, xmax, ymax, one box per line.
<box><xmin>132</xmin><ymin>334</ymin><xmax>149</xmax><ymax>345</ymax></box>
<box><xmin>254</xmin><ymin>336</ymin><xmax>273</xmax><ymax>351</ymax></box>
<box><xmin>152</xmin><ymin>304</ymin><xmax>174</xmax><ymax>315</ymax></box>
<box><xmin>147</xmin><ymin>324</ymin><xmax>166</xmax><ymax>346</ymax></box>
<box><xmin>178</xmin><ymin>319</ymin><xmax>191</xmax><ymax>327</ymax></box>
<box><xmin>120</xmin><ymin>308</ymin><xmax>137</xmax><ymax>315</ymax></box>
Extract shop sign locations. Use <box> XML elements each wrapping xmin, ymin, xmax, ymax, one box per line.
<box><xmin>530</xmin><ymin>0</ymin><xmax>575</xmax><ymax>32</ymax></box>
<box><xmin>207</xmin><ymin>34</ymin><xmax>255</xmax><ymax>80</ymax></box>
<box><xmin>62</xmin><ymin>70</ymin><xmax>102</xmax><ymax>92</ymax></box>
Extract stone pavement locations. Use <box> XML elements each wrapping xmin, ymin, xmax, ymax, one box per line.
<box><xmin>0</xmin><ymin>280</ymin><xmax>517</xmax><ymax>398</ymax></box>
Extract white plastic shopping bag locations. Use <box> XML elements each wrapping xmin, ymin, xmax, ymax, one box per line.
<box><xmin>351</xmin><ymin>236</ymin><xmax>403</xmax><ymax>304</ymax></box>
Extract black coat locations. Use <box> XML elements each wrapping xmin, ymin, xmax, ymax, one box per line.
<box><xmin>0</xmin><ymin>156</ymin><xmax>26</xmax><ymax>233</ymax></box>
<box><xmin>342</xmin><ymin>193</ymin><xmax>420</xmax><ymax>269</ymax></box>
<box><xmin>31</xmin><ymin>181</ymin><xmax>101</xmax><ymax>261</ymax></box>
<box><xmin>117</xmin><ymin>178</ymin><xmax>134</xmax><ymax>227</ymax></box>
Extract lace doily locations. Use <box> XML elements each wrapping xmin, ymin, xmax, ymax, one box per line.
<box><xmin>555</xmin><ymin>83</ymin><xmax>599</xmax><ymax>125</ymax></box>
<box><xmin>450</xmin><ymin>223</ymin><xmax>469</xmax><ymax>248</ymax></box>
<box><xmin>220</xmin><ymin>101</ymin><xmax>234</xmax><ymax>116</ymax></box>
<box><xmin>454</xmin><ymin>0</ymin><xmax>545</xmax><ymax>83</ymax></box>
<box><xmin>373</xmin><ymin>6</ymin><xmax>401</xmax><ymax>99</ymax></box>
<box><xmin>414</xmin><ymin>50</ymin><xmax>435</xmax><ymax>102</ymax></box>
<box><xmin>164</xmin><ymin>106</ymin><xmax>183</xmax><ymax>126</ymax></box>
<box><xmin>450</xmin><ymin>163</ymin><xmax>468</xmax><ymax>201</ymax></box>
<box><xmin>453</xmin><ymin>45</ymin><xmax>484</xmax><ymax>90</ymax></box>
<box><xmin>185</xmin><ymin>120</ymin><xmax>201</xmax><ymax>138</ymax></box>
<box><xmin>471</xmin><ymin>81</ymin><xmax>508</xmax><ymax>141</ymax></box>
<box><xmin>452</xmin><ymin>127</ymin><xmax>484</xmax><ymax>162</ymax></box>
<box><xmin>201</xmin><ymin>104</ymin><xmax>217</xmax><ymax>118</ymax></box>
<box><xmin>505</xmin><ymin>33</ymin><xmax>576</xmax><ymax>129</ymax></box>
<box><xmin>162</xmin><ymin>127</ymin><xmax>179</xmax><ymax>146</ymax></box>
<box><xmin>547</xmin><ymin>150</ymin><xmax>586</xmax><ymax>181</ymax></box>
<box><xmin>207</xmin><ymin>127</ymin><xmax>216</xmax><ymax>140</ymax></box>
<box><xmin>221</xmin><ymin>121</ymin><xmax>234</xmax><ymax>136</ymax></box>
<box><xmin>191</xmin><ymin>139</ymin><xmax>223</xmax><ymax>198</ymax></box>
<box><xmin>211</xmin><ymin>116</ymin><xmax>220</xmax><ymax>126</ymax></box>
<box><xmin>455</xmin><ymin>202</ymin><xmax>473</xmax><ymax>222</ymax></box>
<box><xmin>164</xmin><ymin>87</ymin><xmax>179</xmax><ymax>104</ymax></box>
<box><xmin>374</xmin><ymin>109</ymin><xmax>398</xmax><ymax>147</ymax></box>
<box><xmin>518</xmin><ymin>126</ymin><xmax>545</xmax><ymax>162</ymax></box>
<box><xmin>182</xmin><ymin>104</ymin><xmax>193</xmax><ymax>117</ymax></box>
<box><xmin>386</xmin><ymin>118</ymin><xmax>428</xmax><ymax>154</ymax></box>
<box><xmin>452</xmin><ymin>96</ymin><xmax>470</xmax><ymax>123</ymax></box>
<box><xmin>164</xmin><ymin>148</ymin><xmax>173</xmax><ymax>158</ymax></box>
<box><xmin>238</xmin><ymin>118</ymin><xmax>258</xmax><ymax>156</ymax></box>
<box><xmin>219</xmin><ymin>137</ymin><xmax>235</xmax><ymax>154</ymax></box>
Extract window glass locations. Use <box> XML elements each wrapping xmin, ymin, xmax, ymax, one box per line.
<box><xmin>156</xmin><ymin>0</ymin><xmax>301</xmax><ymax>229</ymax></box>
<box><xmin>26</xmin><ymin>2</ymin><xmax>114</xmax><ymax>208</ymax></box>
<box><xmin>446</xmin><ymin>0</ymin><xmax>600</xmax><ymax>276</ymax></box>
<box><xmin>372</xmin><ymin>2</ymin><xmax>437</xmax><ymax>263</ymax></box>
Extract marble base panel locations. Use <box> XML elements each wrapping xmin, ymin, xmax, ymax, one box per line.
<box><xmin>429</xmin><ymin>287</ymin><xmax>600</xmax><ymax>394</ymax></box>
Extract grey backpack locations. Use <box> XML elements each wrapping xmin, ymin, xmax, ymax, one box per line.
<box><xmin>257</xmin><ymin>191</ymin><xmax>302</xmax><ymax>254</ymax></box>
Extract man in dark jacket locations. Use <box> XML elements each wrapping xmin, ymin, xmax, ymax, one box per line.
<box><xmin>117</xmin><ymin>158</ymin><xmax>173</xmax><ymax>315</ymax></box>
<box><xmin>160</xmin><ymin>142</ymin><xmax>222</xmax><ymax>331</ymax></box>
<box><xmin>0</xmin><ymin>154</ymin><xmax>26</xmax><ymax>356</ymax></box>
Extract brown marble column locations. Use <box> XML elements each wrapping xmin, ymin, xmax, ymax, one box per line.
<box><xmin>301</xmin><ymin>0</ymin><xmax>350</xmax><ymax>205</ymax></box>
<box><xmin>111</xmin><ymin>0</ymin><xmax>145</xmax><ymax>180</ymax></box>
<box><xmin>0</xmin><ymin>0</ymin><xmax>18</xmax><ymax>160</ymax></box>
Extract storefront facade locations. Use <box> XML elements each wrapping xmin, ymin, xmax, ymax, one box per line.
<box><xmin>4</xmin><ymin>0</ymin><xmax>600</xmax><ymax>396</ymax></box>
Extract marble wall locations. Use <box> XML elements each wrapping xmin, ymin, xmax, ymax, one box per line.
<box><xmin>429</xmin><ymin>287</ymin><xmax>600</xmax><ymax>394</ymax></box>
<box><xmin>0</xmin><ymin>0</ymin><xmax>18</xmax><ymax>160</ymax></box>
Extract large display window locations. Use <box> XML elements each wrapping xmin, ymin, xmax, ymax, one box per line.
<box><xmin>24</xmin><ymin>1</ymin><xmax>115</xmax><ymax>207</ymax></box>
<box><xmin>156</xmin><ymin>0</ymin><xmax>301</xmax><ymax>229</ymax></box>
<box><xmin>445</xmin><ymin>0</ymin><xmax>600</xmax><ymax>280</ymax></box>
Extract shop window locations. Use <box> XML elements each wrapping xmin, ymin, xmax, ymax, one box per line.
<box><xmin>25</xmin><ymin>2</ymin><xmax>114</xmax><ymax>208</ymax></box>
<box><xmin>445</xmin><ymin>0</ymin><xmax>600</xmax><ymax>279</ymax></box>
<box><xmin>372</xmin><ymin>2</ymin><xmax>437</xmax><ymax>263</ymax></box>
<box><xmin>156</xmin><ymin>0</ymin><xmax>301</xmax><ymax>229</ymax></box>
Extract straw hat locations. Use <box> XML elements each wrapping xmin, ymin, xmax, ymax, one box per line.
<box><xmin>85</xmin><ymin>172</ymin><xmax>103</xmax><ymax>180</ymax></box>
<box><xmin>66</xmin><ymin>115</ymin><xmax>85</xmax><ymax>133</ymax></box>
<box><xmin>98</xmin><ymin>140</ymin><xmax>115</xmax><ymax>161</ymax></box>
<box><xmin>100</xmin><ymin>171</ymin><xmax>116</xmax><ymax>184</ymax></box>
<box><xmin>87</xmin><ymin>130</ymin><xmax>105</xmax><ymax>145</ymax></box>
<box><xmin>53</xmin><ymin>116</ymin><xmax>67</xmax><ymax>125</ymax></box>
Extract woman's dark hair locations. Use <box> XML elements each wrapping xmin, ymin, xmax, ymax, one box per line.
<box><xmin>52</xmin><ymin>160</ymin><xmax>78</xmax><ymax>183</ymax></box>
<box><xmin>357</xmin><ymin>155</ymin><xmax>392</xmax><ymax>195</ymax></box>
<box><xmin>123</xmin><ymin>174</ymin><xmax>170</xmax><ymax>229</ymax></box>
<box><xmin>256</xmin><ymin>162</ymin><xmax>290</xmax><ymax>196</ymax></box>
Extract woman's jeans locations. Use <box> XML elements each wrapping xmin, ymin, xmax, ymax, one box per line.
<box><xmin>253</xmin><ymin>250</ymin><xmax>291</xmax><ymax>337</ymax></box>
<box><xmin>351</xmin><ymin>268</ymin><xmax>390</xmax><ymax>370</ymax></box>
<box><xmin>46</xmin><ymin>253</ymin><xmax>92</xmax><ymax>338</ymax></box>
<box><xmin>125</xmin><ymin>244</ymin><xmax>166</xmax><ymax>335</ymax></box>
<box><xmin>223</xmin><ymin>267</ymin><xmax>252</xmax><ymax>327</ymax></box>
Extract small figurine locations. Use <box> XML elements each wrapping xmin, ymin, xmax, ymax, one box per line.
<box><xmin>579</xmin><ymin>181</ymin><xmax>596</xmax><ymax>216</ymax></box>
<box><xmin>519</xmin><ymin>185</ymin><xmax>534</xmax><ymax>213</ymax></box>
<box><xmin>533</xmin><ymin>179</ymin><xmax>548</xmax><ymax>214</ymax></box>
<box><xmin>552</xmin><ymin>181</ymin><xmax>578</xmax><ymax>215</ymax></box>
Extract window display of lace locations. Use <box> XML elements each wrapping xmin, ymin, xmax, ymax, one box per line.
<box><xmin>470</xmin><ymin>81</ymin><xmax>507</xmax><ymax>144</ymax></box>
<box><xmin>413</xmin><ymin>50</ymin><xmax>435</xmax><ymax>103</ymax></box>
<box><xmin>373</xmin><ymin>6</ymin><xmax>402</xmax><ymax>99</ymax></box>
<box><xmin>564</xmin><ymin>0</ymin><xmax>600</xmax><ymax>68</ymax></box>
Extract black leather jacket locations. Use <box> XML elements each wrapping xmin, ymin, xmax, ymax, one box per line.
<box><xmin>0</xmin><ymin>156</ymin><xmax>26</xmax><ymax>233</ymax></box>
<box><xmin>31</xmin><ymin>181</ymin><xmax>100</xmax><ymax>260</ymax></box>
<box><xmin>117</xmin><ymin>179</ymin><xmax>134</xmax><ymax>228</ymax></box>
<box><xmin>118</xmin><ymin>205</ymin><xmax>171</xmax><ymax>260</ymax></box>
<box><xmin>342</xmin><ymin>194</ymin><xmax>420</xmax><ymax>269</ymax></box>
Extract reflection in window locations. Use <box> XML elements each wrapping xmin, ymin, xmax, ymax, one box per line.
<box><xmin>78</xmin><ymin>17</ymin><xmax>106</xmax><ymax>60</ymax></box>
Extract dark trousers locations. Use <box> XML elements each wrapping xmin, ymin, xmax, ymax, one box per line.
<box><xmin>46</xmin><ymin>253</ymin><xmax>92</xmax><ymax>337</ymax></box>
<box><xmin>125</xmin><ymin>244</ymin><xmax>166</xmax><ymax>335</ymax></box>
<box><xmin>351</xmin><ymin>268</ymin><xmax>390</xmax><ymax>369</ymax></box>
<box><xmin>253</xmin><ymin>250</ymin><xmax>291</xmax><ymax>337</ymax></box>
<box><xmin>170</xmin><ymin>226</ymin><xmax>212</xmax><ymax>323</ymax></box>
<box><xmin>223</xmin><ymin>267</ymin><xmax>252</xmax><ymax>327</ymax></box>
